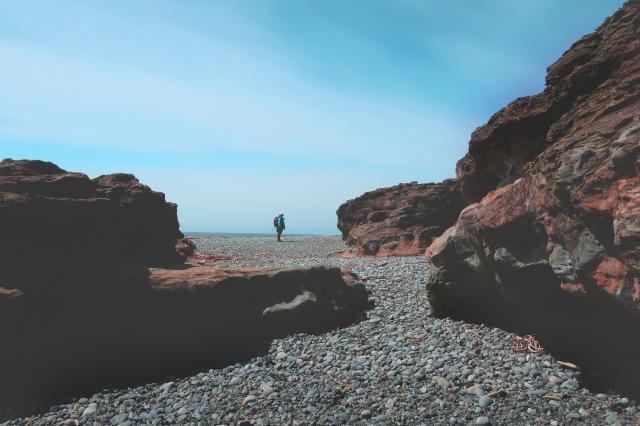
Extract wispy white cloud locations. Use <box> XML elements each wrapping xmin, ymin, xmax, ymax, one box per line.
<box><xmin>0</xmin><ymin>36</ymin><xmax>472</xmax><ymax>168</ymax></box>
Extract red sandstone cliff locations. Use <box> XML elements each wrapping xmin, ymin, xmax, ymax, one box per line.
<box><xmin>456</xmin><ymin>2</ymin><xmax>640</xmax><ymax>204</ymax></box>
<box><xmin>426</xmin><ymin>0</ymin><xmax>640</xmax><ymax>395</ymax></box>
<box><xmin>336</xmin><ymin>180</ymin><xmax>465</xmax><ymax>257</ymax></box>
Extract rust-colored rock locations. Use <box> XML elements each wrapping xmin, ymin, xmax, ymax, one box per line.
<box><xmin>456</xmin><ymin>1</ymin><xmax>640</xmax><ymax>203</ymax></box>
<box><xmin>593</xmin><ymin>256</ymin><xmax>627</xmax><ymax>295</ymax></box>
<box><xmin>337</xmin><ymin>180</ymin><xmax>465</xmax><ymax>256</ymax></box>
<box><xmin>428</xmin><ymin>0</ymin><xmax>640</xmax><ymax>315</ymax></box>
<box><xmin>427</xmin><ymin>0</ymin><xmax>640</xmax><ymax>396</ymax></box>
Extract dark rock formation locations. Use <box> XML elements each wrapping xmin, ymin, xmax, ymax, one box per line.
<box><xmin>0</xmin><ymin>159</ymin><xmax>185</xmax><ymax>285</ymax></box>
<box><xmin>1</xmin><ymin>265</ymin><xmax>367</xmax><ymax>414</ymax></box>
<box><xmin>337</xmin><ymin>180</ymin><xmax>465</xmax><ymax>256</ymax></box>
<box><xmin>0</xmin><ymin>159</ymin><xmax>368</xmax><ymax>418</ymax></box>
<box><xmin>427</xmin><ymin>0</ymin><xmax>640</xmax><ymax>396</ymax></box>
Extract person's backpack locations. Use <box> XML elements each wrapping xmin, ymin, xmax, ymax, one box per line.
<box><xmin>273</xmin><ymin>216</ymin><xmax>279</xmax><ymax>227</ymax></box>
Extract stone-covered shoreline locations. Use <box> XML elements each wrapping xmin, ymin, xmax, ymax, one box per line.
<box><xmin>7</xmin><ymin>235</ymin><xmax>637</xmax><ymax>425</ymax></box>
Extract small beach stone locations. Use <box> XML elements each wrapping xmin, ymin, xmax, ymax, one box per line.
<box><xmin>479</xmin><ymin>396</ymin><xmax>494</xmax><ymax>408</ymax></box>
<box><xmin>81</xmin><ymin>403</ymin><xmax>97</xmax><ymax>419</ymax></box>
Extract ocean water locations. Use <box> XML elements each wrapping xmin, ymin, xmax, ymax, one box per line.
<box><xmin>185</xmin><ymin>232</ymin><xmax>338</xmax><ymax>238</ymax></box>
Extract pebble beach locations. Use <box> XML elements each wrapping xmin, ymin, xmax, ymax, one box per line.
<box><xmin>7</xmin><ymin>235</ymin><xmax>639</xmax><ymax>425</ymax></box>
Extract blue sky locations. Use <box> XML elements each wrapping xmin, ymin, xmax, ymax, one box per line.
<box><xmin>0</xmin><ymin>0</ymin><xmax>624</xmax><ymax>234</ymax></box>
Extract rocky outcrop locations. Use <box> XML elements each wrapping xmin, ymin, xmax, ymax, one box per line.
<box><xmin>1</xmin><ymin>264</ymin><xmax>367</xmax><ymax>413</ymax></box>
<box><xmin>337</xmin><ymin>180</ymin><xmax>465</xmax><ymax>256</ymax></box>
<box><xmin>427</xmin><ymin>0</ymin><xmax>640</xmax><ymax>395</ymax></box>
<box><xmin>0</xmin><ymin>159</ymin><xmax>186</xmax><ymax>284</ymax></box>
<box><xmin>0</xmin><ymin>159</ymin><xmax>368</xmax><ymax>417</ymax></box>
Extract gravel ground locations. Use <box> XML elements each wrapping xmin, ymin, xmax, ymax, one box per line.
<box><xmin>6</xmin><ymin>234</ymin><xmax>639</xmax><ymax>425</ymax></box>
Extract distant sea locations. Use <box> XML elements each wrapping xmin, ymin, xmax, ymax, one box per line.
<box><xmin>185</xmin><ymin>232</ymin><xmax>340</xmax><ymax>238</ymax></box>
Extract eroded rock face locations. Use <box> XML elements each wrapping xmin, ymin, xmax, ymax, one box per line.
<box><xmin>337</xmin><ymin>180</ymin><xmax>465</xmax><ymax>256</ymax></box>
<box><xmin>456</xmin><ymin>1</ymin><xmax>640</xmax><ymax>203</ymax></box>
<box><xmin>427</xmin><ymin>0</ymin><xmax>640</xmax><ymax>395</ymax></box>
<box><xmin>0</xmin><ymin>264</ymin><xmax>367</xmax><ymax>411</ymax></box>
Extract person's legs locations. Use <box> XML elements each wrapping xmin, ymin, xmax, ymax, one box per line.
<box><xmin>277</xmin><ymin>228</ymin><xmax>282</xmax><ymax>241</ymax></box>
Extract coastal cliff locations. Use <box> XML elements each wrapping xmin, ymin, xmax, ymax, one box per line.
<box><xmin>426</xmin><ymin>0</ymin><xmax>640</xmax><ymax>394</ymax></box>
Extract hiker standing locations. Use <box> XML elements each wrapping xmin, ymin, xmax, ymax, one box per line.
<box><xmin>274</xmin><ymin>213</ymin><xmax>285</xmax><ymax>242</ymax></box>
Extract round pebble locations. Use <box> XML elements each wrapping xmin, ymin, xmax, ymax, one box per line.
<box><xmin>476</xmin><ymin>416</ymin><xmax>490</xmax><ymax>425</ymax></box>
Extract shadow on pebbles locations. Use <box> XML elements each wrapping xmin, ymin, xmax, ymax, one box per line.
<box><xmin>8</xmin><ymin>236</ymin><xmax>640</xmax><ymax>425</ymax></box>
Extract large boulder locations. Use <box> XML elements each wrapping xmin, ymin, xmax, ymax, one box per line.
<box><xmin>0</xmin><ymin>264</ymin><xmax>367</xmax><ymax>413</ymax></box>
<box><xmin>427</xmin><ymin>0</ymin><xmax>640</xmax><ymax>395</ymax></box>
<box><xmin>337</xmin><ymin>180</ymin><xmax>465</xmax><ymax>256</ymax></box>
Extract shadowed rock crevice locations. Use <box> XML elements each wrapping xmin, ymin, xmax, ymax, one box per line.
<box><xmin>429</xmin><ymin>262</ymin><xmax>640</xmax><ymax>398</ymax></box>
